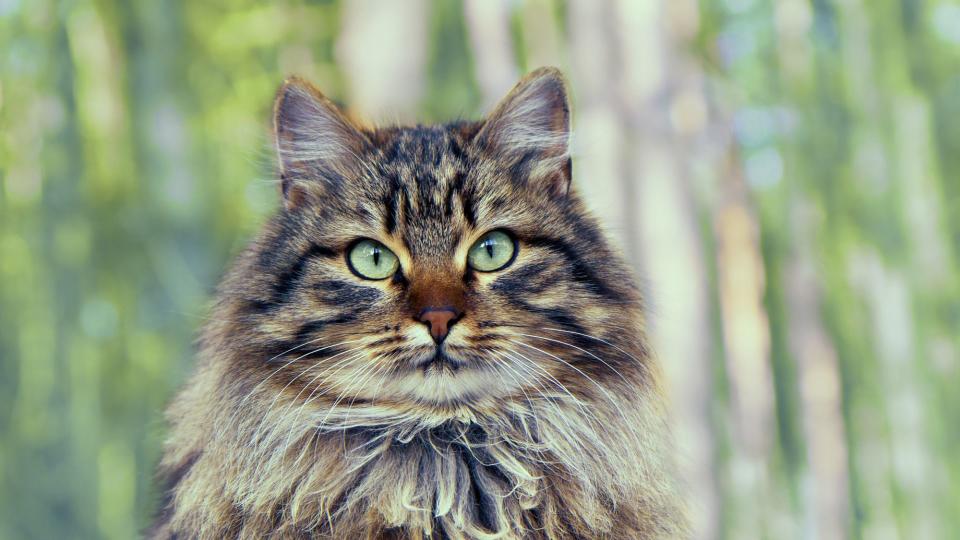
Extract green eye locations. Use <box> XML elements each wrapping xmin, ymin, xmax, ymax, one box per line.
<box><xmin>467</xmin><ymin>230</ymin><xmax>517</xmax><ymax>272</ymax></box>
<box><xmin>348</xmin><ymin>239</ymin><xmax>399</xmax><ymax>280</ymax></box>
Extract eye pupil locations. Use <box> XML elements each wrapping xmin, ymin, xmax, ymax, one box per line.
<box><xmin>467</xmin><ymin>230</ymin><xmax>516</xmax><ymax>272</ymax></box>
<box><xmin>347</xmin><ymin>239</ymin><xmax>399</xmax><ymax>280</ymax></box>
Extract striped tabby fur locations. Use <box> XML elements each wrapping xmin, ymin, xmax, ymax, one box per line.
<box><xmin>150</xmin><ymin>68</ymin><xmax>686</xmax><ymax>539</ymax></box>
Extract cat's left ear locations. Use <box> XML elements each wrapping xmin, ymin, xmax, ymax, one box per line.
<box><xmin>475</xmin><ymin>67</ymin><xmax>571</xmax><ymax>196</ymax></box>
<box><xmin>273</xmin><ymin>77</ymin><xmax>369</xmax><ymax>209</ymax></box>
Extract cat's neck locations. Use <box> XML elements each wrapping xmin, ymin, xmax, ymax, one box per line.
<box><xmin>153</xmin><ymin>362</ymin><xmax>682</xmax><ymax>538</ymax></box>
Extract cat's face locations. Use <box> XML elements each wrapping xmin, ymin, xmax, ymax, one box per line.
<box><xmin>228</xmin><ymin>69</ymin><xmax>639</xmax><ymax>412</ymax></box>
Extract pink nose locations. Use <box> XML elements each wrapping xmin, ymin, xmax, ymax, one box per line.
<box><xmin>418</xmin><ymin>307</ymin><xmax>461</xmax><ymax>343</ymax></box>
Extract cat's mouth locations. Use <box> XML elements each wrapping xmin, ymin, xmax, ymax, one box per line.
<box><xmin>412</xmin><ymin>348</ymin><xmax>466</xmax><ymax>373</ymax></box>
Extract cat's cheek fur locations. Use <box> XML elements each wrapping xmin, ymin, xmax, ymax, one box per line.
<box><xmin>150</xmin><ymin>68</ymin><xmax>688</xmax><ymax>539</ymax></box>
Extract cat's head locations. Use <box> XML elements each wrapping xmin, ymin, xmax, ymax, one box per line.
<box><xmin>220</xmin><ymin>68</ymin><xmax>644</xmax><ymax>413</ymax></box>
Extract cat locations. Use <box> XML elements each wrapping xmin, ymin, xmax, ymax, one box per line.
<box><xmin>149</xmin><ymin>67</ymin><xmax>686</xmax><ymax>539</ymax></box>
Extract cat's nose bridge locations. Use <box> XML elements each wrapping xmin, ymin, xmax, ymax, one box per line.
<box><xmin>408</xmin><ymin>270</ymin><xmax>466</xmax><ymax>342</ymax></box>
<box><xmin>408</xmin><ymin>276</ymin><xmax>465</xmax><ymax>313</ymax></box>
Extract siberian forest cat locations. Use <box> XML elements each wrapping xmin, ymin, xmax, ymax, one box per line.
<box><xmin>150</xmin><ymin>68</ymin><xmax>686</xmax><ymax>539</ymax></box>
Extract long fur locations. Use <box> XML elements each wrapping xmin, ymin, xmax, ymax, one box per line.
<box><xmin>150</xmin><ymin>68</ymin><xmax>687</xmax><ymax>539</ymax></box>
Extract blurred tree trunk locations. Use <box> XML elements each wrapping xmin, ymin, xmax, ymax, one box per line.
<box><xmin>568</xmin><ymin>1</ymin><xmax>725</xmax><ymax>538</ymax></box>
<box><xmin>785</xmin><ymin>200</ymin><xmax>849</xmax><ymax>540</ymax></box>
<box><xmin>337</xmin><ymin>0</ymin><xmax>429</xmax><ymax>123</ymax></box>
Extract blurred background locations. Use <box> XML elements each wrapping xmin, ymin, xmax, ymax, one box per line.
<box><xmin>1</xmin><ymin>0</ymin><xmax>958</xmax><ymax>538</ymax></box>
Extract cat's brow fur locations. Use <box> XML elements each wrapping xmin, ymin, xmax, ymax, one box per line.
<box><xmin>150</xmin><ymin>68</ymin><xmax>686</xmax><ymax>539</ymax></box>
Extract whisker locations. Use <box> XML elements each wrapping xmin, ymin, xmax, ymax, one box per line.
<box><xmin>342</xmin><ymin>360</ymin><xmax>388</xmax><ymax>425</ymax></box>
<box><xmin>272</xmin><ymin>349</ymin><xmax>368</xmax><ymax>445</ymax></box>
<box><xmin>508</xmin><ymin>339</ymin><xmax>633</xmax><ymax>429</ymax></box>
<box><xmin>249</xmin><ymin>345</ymin><xmax>367</xmax><ymax>462</ymax></box>
<box><xmin>541</xmin><ymin>326</ymin><xmax>652</xmax><ymax>378</ymax></box>
<box><xmin>257</xmin><ymin>349</ymin><xmax>370</xmax><ymax>477</ymax></box>
<box><xmin>289</xmin><ymin>354</ymin><xmax>384</xmax><ymax>467</ymax></box>
<box><xmin>498</xmin><ymin>349</ymin><xmax>607</xmax><ymax>443</ymax></box>
<box><xmin>220</xmin><ymin>336</ymin><xmax>360</xmax><ymax>442</ymax></box>
<box><xmin>509</xmin><ymin>339</ymin><xmax>647</xmax><ymax>458</ymax></box>
<box><xmin>491</xmin><ymin>352</ymin><xmax>580</xmax><ymax>448</ymax></box>
<box><xmin>515</xmin><ymin>332</ymin><xmax>633</xmax><ymax>387</ymax></box>
<box><xmin>499</xmin><ymin>349</ymin><xmax>590</xmax><ymax>411</ymax></box>
<box><xmin>338</xmin><ymin>359</ymin><xmax>391</xmax><ymax>451</ymax></box>
<box><xmin>316</xmin><ymin>355</ymin><xmax>383</xmax><ymax>430</ymax></box>
<box><xmin>489</xmin><ymin>351</ymin><xmax>594</xmax><ymax>481</ymax></box>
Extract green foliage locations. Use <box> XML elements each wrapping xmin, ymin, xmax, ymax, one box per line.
<box><xmin>1</xmin><ymin>1</ymin><xmax>958</xmax><ymax>538</ymax></box>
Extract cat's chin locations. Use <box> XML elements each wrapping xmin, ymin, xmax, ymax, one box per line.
<box><xmin>384</xmin><ymin>352</ymin><xmax>514</xmax><ymax>405</ymax></box>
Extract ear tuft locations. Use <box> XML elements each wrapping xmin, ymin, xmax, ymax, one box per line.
<box><xmin>273</xmin><ymin>77</ymin><xmax>368</xmax><ymax>208</ymax></box>
<box><xmin>476</xmin><ymin>67</ymin><xmax>571</xmax><ymax>195</ymax></box>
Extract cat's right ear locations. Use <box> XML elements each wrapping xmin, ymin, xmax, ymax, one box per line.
<box><xmin>273</xmin><ymin>77</ymin><xmax>368</xmax><ymax>209</ymax></box>
<box><xmin>475</xmin><ymin>67</ymin><xmax>572</xmax><ymax>197</ymax></box>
